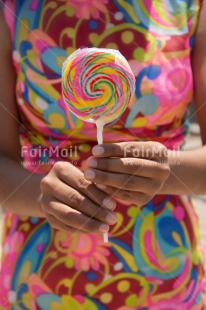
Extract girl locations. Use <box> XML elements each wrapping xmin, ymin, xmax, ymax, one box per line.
<box><xmin>1</xmin><ymin>0</ymin><xmax>206</xmax><ymax>308</ymax></box>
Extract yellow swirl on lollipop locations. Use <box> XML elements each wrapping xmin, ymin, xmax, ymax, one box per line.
<box><xmin>62</xmin><ymin>48</ymin><xmax>135</xmax><ymax>125</ymax></box>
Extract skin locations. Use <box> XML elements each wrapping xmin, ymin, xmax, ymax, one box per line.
<box><xmin>0</xmin><ymin>2</ymin><xmax>206</xmax><ymax>234</ymax></box>
<box><xmin>84</xmin><ymin>1</ymin><xmax>206</xmax><ymax>199</ymax></box>
<box><xmin>0</xmin><ymin>10</ymin><xmax>116</xmax><ymax>234</ymax></box>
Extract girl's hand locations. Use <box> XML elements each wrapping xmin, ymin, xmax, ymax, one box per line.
<box><xmin>40</xmin><ymin>162</ymin><xmax>117</xmax><ymax>233</ymax></box>
<box><xmin>84</xmin><ymin>142</ymin><xmax>170</xmax><ymax>206</ymax></box>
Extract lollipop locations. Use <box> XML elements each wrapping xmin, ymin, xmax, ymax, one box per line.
<box><xmin>62</xmin><ymin>48</ymin><xmax>135</xmax><ymax>241</ymax></box>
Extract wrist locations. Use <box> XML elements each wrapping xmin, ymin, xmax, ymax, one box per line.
<box><xmin>158</xmin><ymin>149</ymin><xmax>179</xmax><ymax>195</ymax></box>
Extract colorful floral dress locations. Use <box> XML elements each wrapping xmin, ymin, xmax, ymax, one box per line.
<box><xmin>1</xmin><ymin>0</ymin><xmax>206</xmax><ymax>309</ymax></box>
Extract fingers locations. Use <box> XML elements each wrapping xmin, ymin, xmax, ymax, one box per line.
<box><xmin>86</xmin><ymin>156</ymin><xmax>169</xmax><ymax>179</ymax></box>
<box><xmin>45</xmin><ymin>202</ymin><xmax>110</xmax><ymax>233</ymax></box>
<box><xmin>47</xmin><ymin>214</ymin><xmax>87</xmax><ymax>234</ymax></box>
<box><xmin>92</xmin><ymin>142</ymin><xmax>168</xmax><ymax>162</ymax></box>
<box><xmin>45</xmin><ymin>181</ymin><xmax>117</xmax><ymax>225</ymax></box>
<box><xmin>84</xmin><ymin>142</ymin><xmax>170</xmax><ymax>207</ymax></box>
<box><xmin>96</xmin><ymin>184</ymin><xmax>151</xmax><ymax>206</ymax></box>
<box><xmin>52</xmin><ymin>161</ymin><xmax>116</xmax><ymax>209</ymax></box>
<box><xmin>40</xmin><ymin>161</ymin><xmax>119</xmax><ymax>233</ymax></box>
<box><xmin>84</xmin><ymin>168</ymin><xmax>153</xmax><ymax>192</ymax></box>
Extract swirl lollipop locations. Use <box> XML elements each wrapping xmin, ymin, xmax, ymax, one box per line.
<box><xmin>62</xmin><ymin>48</ymin><xmax>135</xmax><ymax>241</ymax></box>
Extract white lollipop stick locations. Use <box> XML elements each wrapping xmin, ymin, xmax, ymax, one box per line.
<box><xmin>96</xmin><ymin>121</ymin><xmax>108</xmax><ymax>243</ymax></box>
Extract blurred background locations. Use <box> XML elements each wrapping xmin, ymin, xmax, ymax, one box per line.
<box><xmin>0</xmin><ymin>103</ymin><xmax>206</xmax><ymax>267</ymax></box>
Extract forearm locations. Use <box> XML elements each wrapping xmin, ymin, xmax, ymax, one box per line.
<box><xmin>160</xmin><ymin>145</ymin><xmax>206</xmax><ymax>195</ymax></box>
<box><xmin>0</xmin><ymin>154</ymin><xmax>45</xmax><ymax>217</ymax></box>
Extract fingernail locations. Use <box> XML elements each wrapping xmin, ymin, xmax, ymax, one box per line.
<box><xmin>103</xmin><ymin>197</ymin><xmax>116</xmax><ymax>210</ymax></box>
<box><xmin>96</xmin><ymin>184</ymin><xmax>107</xmax><ymax>190</ymax></box>
<box><xmin>93</xmin><ymin>146</ymin><xmax>104</xmax><ymax>156</ymax></box>
<box><xmin>84</xmin><ymin>169</ymin><xmax>95</xmax><ymax>179</ymax></box>
<box><xmin>99</xmin><ymin>224</ymin><xmax>109</xmax><ymax>233</ymax></box>
<box><xmin>106</xmin><ymin>213</ymin><xmax>117</xmax><ymax>225</ymax></box>
<box><xmin>87</xmin><ymin>158</ymin><xmax>97</xmax><ymax>168</ymax></box>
